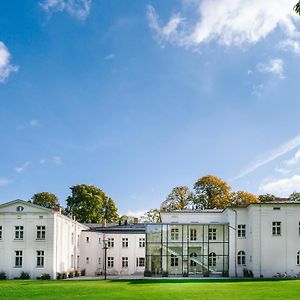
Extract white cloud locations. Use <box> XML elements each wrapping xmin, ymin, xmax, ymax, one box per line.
<box><xmin>278</xmin><ymin>38</ymin><xmax>300</xmax><ymax>55</ymax></box>
<box><xmin>29</xmin><ymin>120</ymin><xmax>41</xmax><ymax>127</ymax></box>
<box><xmin>125</xmin><ymin>210</ymin><xmax>147</xmax><ymax>218</ymax></box>
<box><xmin>285</xmin><ymin>148</ymin><xmax>300</xmax><ymax>166</ymax></box>
<box><xmin>104</xmin><ymin>54</ymin><xmax>115</xmax><ymax>61</ymax></box>
<box><xmin>40</xmin><ymin>0</ymin><xmax>91</xmax><ymax>20</ymax></box>
<box><xmin>0</xmin><ymin>42</ymin><xmax>18</xmax><ymax>83</ymax></box>
<box><xmin>257</xmin><ymin>58</ymin><xmax>285</xmax><ymax>78</ymax></box>
<box><xmin>0</xmin><ymin>177</ymin><xmax>11</xmax><ymax>186</ymax></box>
<box><xmin>233</xmin><ymin>133</ymin><xmax>300</xmax><ymax>180</ymax></box>
<box><xmin>15</xmin><ymin>161</ymin><xmax>31</xmax><ymax>173</ymax></box>
<box><xmin>147</xmin><ymin>1</ymin><xmax>299</xmax><ymax>48</ymax></box>
<box><xmin>259</xmin><ymin>174</ymin><xmax>300</xmax><ymax>195</ymax></box>
<box><xmin>52</xmin><ymin>156</ymin><xmax>62</xmax><ymax>165</ymax></box>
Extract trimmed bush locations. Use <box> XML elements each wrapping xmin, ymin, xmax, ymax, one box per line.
<box><xmin>68</xmin><ymin>271</ymin><xmax>74</xmax><ymax>278</ymax></box>
<box><xmin>41</xmin><ymin>273</ymin><xmax>51</xmax><ymax>280</ymax></box>
<box><xmin>62</xmin><ymin>273</ymin><xmax>67</xmax><ymax>279</ymax></box>
<box><xmin>75</xmin><ymin>270</ymin><xmax>80</xmax><ymax>277</ymax></box>
<box><xmin>144</xmin><ymin>270</ymin><xmax>152</xmax><ymax>277</ymax></box>
<box><xmin>57</xmin><ymin>273</ymin><xmax>62</xmax><ymax>280</ymax></box>
<box><xmin>20</xmin><ymin>272</ymin><xmax>30</xmax><ymax>280</ymax></box>
<box><xmin>81</xmin><ymin>269</ymin><xmax>86</xmax><ymax>276</ymax></box>
<box><xmin>0</xmin><ymin>272</ymin><xmax>7</xmax><ymax>280</ymax></box>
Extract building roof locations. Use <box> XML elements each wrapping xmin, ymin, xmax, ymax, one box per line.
<box><xmin>84</xmin><ymin>223</ymin><xmax>146</xmax><ymax>234</ymax></box>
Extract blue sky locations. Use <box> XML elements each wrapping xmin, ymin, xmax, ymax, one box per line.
<box><xmin>1</xmin><ymin>0</ymin><xmax>300</xmax><ymax>216</ymax></box>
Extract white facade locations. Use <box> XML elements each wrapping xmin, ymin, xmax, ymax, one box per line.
<box><xmin>158</xmin><ymin>202</ymin><xmax>300</xmax><ymax>278</ymax></box>
<box><xmin>0</xmin><ymin>200</ymin><xmax>88</xmax><ymax>279</ymax></box>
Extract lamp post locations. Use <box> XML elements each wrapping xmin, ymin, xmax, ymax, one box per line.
<box><xmin>103</xmin><ymin>240</ymin><xmax>108</xmax><ymax>280</ymax></box>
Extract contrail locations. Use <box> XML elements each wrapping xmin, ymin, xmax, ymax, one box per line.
<box><xmin>231</xmin><ymin>133</ymin><xmax>300</xmax><ymax>181</ymax></box>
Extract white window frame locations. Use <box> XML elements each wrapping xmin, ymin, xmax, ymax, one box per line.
<box><xmin>208</xmin><ymin>228</ymin><xmax>217</xmax><ymax>241</ymax></box>
<box><xmin>36</xmin><ymin>226</ymin><xmax>46</xmax><ymax>240</ymax></box>
<box><xmin>107</xmin><ymin>257</ymin><xmax>114</xmax><ymax>268</ymax></box>
<box><xmin>15</xmin><ymin>226</ymin><xmax>24</xmax><ymax>240</ymax></box>
<box><xmin>139</xmin><ymin>238</ymin><xmax>145</xmax><ymax>248</ymax></box>
<box><xmin>37</xmin><ymin>250</ymin><xmax>45</xmax><ymax>268</ymax></box>
<box><xmin>272</xmin><ymin>221</ymin><xmax>281</xmax><ymax>236</ymax></box>
<box><xmin>122</xmin><ymin>257</ymin><xmax>128</xmax><ymax>268</ymax></box>
<box><xmin>190</xmin><ymin>229</ymin><xmax>197</xmax><ymax>241</ymax></box>
<box><xmin>122</xmin><ymin>238</ymin><xmax>128</xmax><ymax>248</ymax></box>
<box><xmin>208</xmin><ymin>252</ymin><xmax>216</xmax><ymax>267</ymax></box>
<box><xmin>170</xmin><ymin>228</ymin><xmax>179</xmax><ymax>241</ymax></box>
<box><xmin>0</xmin><ymin>226</ymin><xmax>2</xmax><ymax>240</ymax></box>
<box><xmin>107</xmin><ymin>238</ymin><xmax>114</xmax><ymax>248</ymax></box>
<box><xmin>15</xmin><ymin>250</ymin><xmax>23</xmax><ymax>268</ymax></box>
<box><xmin>237</xmin><ymin>225</ymin><xmax>246</xmax><ymax>238</ymax></box>
<box><xmin>136</xmin><ymin>257</ymin><xmax>145</xmax><ymax>267</ymax></box>
<box><xmin>237</xmin><ymin>250</ymin><xmax>246</xmax><ymax>266</ymax></box>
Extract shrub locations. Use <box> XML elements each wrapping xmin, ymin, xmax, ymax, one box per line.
<box><xmin>162</xmin><ymin>271</ymin><xmax>168</xmax><ymax>277</ymax></box>
<box><xmin>243</xmin><ymin>268</ymin><xmax>254</xmax><ymax>278</ymax></box>
<box><xmin>68</xmin><ymin>271</ymin><xmax>74</xmax><ymax>278</ymax></box>
<box><xmin>81</xmin><ymin>269</ymin><xmax>86</xmax><ymax>276</ymax></box>
<box><xmin>203</xmin><ymin>270</ymin><xmax>210</xmax><ymax>277</ymax></box>
<box><xmin>0</xmin><ymin>272</ymin><xmax>7</xmax><ymax>280</ymax></box>
<box><xmin>222</xmin><ymin>270</ymin><xmax>229</xmax><ymax>277</ymax></box>
<box><xmin>41</xmin><ymin>273</ymin><xmax>51</xmax><ymax>280</ymax></box>
<box><xmin>57</xmin><ymin>272</ymin><xmax>62</xmax><ymax>280</ymax></box>
<box><xmin>75</xmin><ymin>270</ymin><xmax>80</xmax><ymax>277</ymax></box>
<box><xmin>20</xmin><ymin>271</ymin><xmax>30</xmax><ymax>280</ymax></box>
<box><xmin>144</xmin><ymin>270</ymin><xmax>152</xmax><ymax>277</ymax></box>
<box><xmin>62</xmin><ymin>273</ymin><xmax>67</xmax><ymax>279</ymax></box>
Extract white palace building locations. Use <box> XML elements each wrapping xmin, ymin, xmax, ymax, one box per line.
<box><xmin>1</xmin><ymin>199</ymin><xmax>300</xmax><ymax>279</ymax></box>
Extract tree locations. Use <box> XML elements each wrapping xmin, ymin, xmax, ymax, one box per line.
<box><xmin>295</xmin><ymin>1</ymin><xmax>300</xmax><ymax>15</ymax></box>
<box><xmin>141</xmin><ymin>209</ymin><xmax>160</xmax><ymax>223</ymax></box>
<box><xmin>161</xmin><ymin>186</ymin><xmax>194</xmax><ymax>211</ymax></box>
<box><xmin>231</xmin><ymin>191</ymin><xmax>259</xmax><ymax>206</ymax></box>
<box><xmin>258</xmin><ymin>194</ymin><xmax>276</xmax><ymax>203</ymax></box>
<box><xmin>289</xmin><ymin>192</ymin><xmax>300</xmax><ymax>201</ymax></box>
<box><xmin>66</xmin><ymin>184</ymin><xmax>118</xmax><ymax>223</ymax></box>
<box><xmin>193</xmin><ymin>175</ymin><xmax>231</xmax><ymax>209</ymax></box>
<box><xmin>31</xmin><ymin>192</ymin><xmax>60</xmax><ymax>209</ymax></box>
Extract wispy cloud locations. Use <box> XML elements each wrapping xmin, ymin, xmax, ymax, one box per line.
<box><xmin>40</xmin><ymin>0</ymin><xmax>91</xmax><ymax>20</ymax></box>
<box><xmin>29</xmin><ymin>120</ymin><xmax>41</xmax><ymax>127</ymax></box>
<box><xmin>278</xmin><ymin>39</ymin><xmax>300</xmax><ymax>55</ymax></box>
<box><xmin>147</xmin><ymin>1</ymin><xmax>298</xmax><ymax>48</ymax></box>
<box><xmin>52</xmin><ymin>156</ymin><xmax>62</xmax><ymax>165</ymax></box>
<box><xmin>257</xmin><ymin>58</ymin><xmax>285</xmax><ymax>79</ymax></box>
<box><xmin>0</xmin><ymin>177</ymin><xmax>11</xmax><ymax>186</ymax></box>
<box><xmin>104</xmin><ymin>53</ymin><xmax>115</xmax><ymax>61</ymax></box>
<box><xmin>125</xmin><ymin>209</ymin><xmax>147</xmax><ymax>218</ymax></box>
<box><xmin>0</xmin><ymin>41</ymin><xmax>19</xmax><ymax>83</ymax></box>
<box><xmin>15</xmin><ymin>161</ymin><xmax>31</xmax><ymax>173</ymax></box>
<box><xmin>259</xmin><ymin>174</ymin><xmax>300</xmax><ymax>196</ymax></box>
<box><xmin>233</xmin><ymin>133</ymin><xmax>300</xmax><ymax>180</ymax></box>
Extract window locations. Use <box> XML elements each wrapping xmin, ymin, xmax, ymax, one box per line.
<box><xmin>208</xmin><ymin>252</ymin><xmax>216</xmax><ymax>267</ymax></box>
<box><xmin>170</xmin><ymin>254</ymin><xmax>179</xmax><ymax>267</ymax></box>
<box><xmin>15</xmin><ymin>250</ymin><xmax>23</xmax><ymax>267</ymax></box>
<box><xmin>98</xmin><ymin>257</ymin><xmax>101</xmax><ymax>265</ymax></box>
<box><xmin>297</xmin><ymin>251</ymin><xmax>300</xmax><ymax>265</ymax></box>
<box><xmin>139</xmin><ymin>238</ymin><xmax>145</xmax><ymax>248</ymax></box>
<box><xmin>237</xmin><ymin>251</ymin><xmax>246</xmax><ymax>266</ymax></box>
<box><xmin>71</xmin><ymin>254</ymin><xmax>74</xmax><ymax>268</ymax></box>
<box><xmin>36</xmin><ymin>226</ymin><xmax>46</xmax><ymax>240</ymax></box>
<box><xmin>107</xmin><ymin>238</ymin><xmax>114</xmax><ymax>248</ymax></box>
<box><xmin>190</xmin><ymin>229</ymin><xmax>197</xmax><ymax>241</ymax></box>
<box><xmin>37</xmin><ymin>250</ymin><xmax>45</xmax><ymax>268</ymax></box>
<box><xmin>136</xmin><ymin>257</ymin><xmax>145</xmax><ymax>267</ymax></box>
<box><xmin>107</xmin><ymin>257</ymin><xmax>114</xmax><ymax>268</ymax></box>
<box><xmin>299</xmin><ymin>222</ymin><xmax>300</xmax><ymax>236</ymax></box>
<box><xmin>77</xmin><ymin>256</ymin><xmax>80</xmax><ymax>268</ymax></box>
<box><xmin>86</xmin><ymin>257</ymin><xmax>89</xmax><ymax>264</ymax></box>
<box><xmin>77</xmin><ymin>235</ymin><xmax>80</xmax><ymax>246</ymax></box>
<box><xmin>86</xmin><ymin>237</ymin><xmax>89</xmax><ymax>243</ymax></box>
<box><xmin>237</xmin><ymin>225</ymin><xmax>246</xmax><ymax>238</ymax></box>
<box><xmin>122</xmin><ymin>238</ymin><xmax>128</xmax><ymax>248</ymax></box>
<box><xmin>190</xmin><ymin>252</ymin><xmax>197</xmax><ymax>267</ymax></box>
<box><xmin>71</xmin><ymin>233</ymin><xmax>74</xmax><ymax>245</ymax></box>
<box><xmin>171</xmin><ymin>228</ymin><xmax>179</xmax><ymax>241</ymax></box>
<box><xmin>99</xmin><ymin>237</ymin><xmax>101</xmax><ymax>244</ymax></box>
<box><xmin>15</xmin><ymin>226</ymin><xmax>24</xmax><ymax>240</ymax></box>
<box><xmin>122</xmin><ymin>257</ymin><xmax>128</xmax><ymax>268</ymax></box>
<box><xmin>16</xmin><ymin>206</ymin><xmax>24</xmax><ymax>212</ymax></box>
<box><xmin>208</xmin><ymin>228</ymin><xmax>217</xmax><ymax>240</ymax></box>
<box><xmin>0</xmin><ymin>226</ymin><xmax>2</xmax><ymax>240</ymax></box>
<box><xmin>272</xmin><ymin>222</ymin><xmax>281</xmax><ymax>236</ymax></box>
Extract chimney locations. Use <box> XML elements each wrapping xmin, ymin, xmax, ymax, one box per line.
<box><xmin>102</xmin><ymin>218</ymin><xmax>107</xmax><ymax>227</ymax></box>
<box><xmin>124</xmin><ymin>220</ymin><xmax>128</xmax><ymax>226</ymax></box>
<box><xmin>133</xmin><ymin>217</ymin><xmax>138</xmax><ymax>224</ymax></box>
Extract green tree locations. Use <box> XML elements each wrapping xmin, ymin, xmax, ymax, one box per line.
<box><xmin>231</xmin><ymin>191</ymin><xmax>259</xmax><ymax>206</ymax></box>
<box><xmin>161</xmin><ymin>186</ymin><xmax>194</xmax><ymax>211</ymax></box>
<box><xmin>31</xmin><ymin>192</ymin><xmax>60</xmax><ymax>209</ymax></box>
<box><xmin>258</xmin><ymin>193</ymin><xmax>277</xmax><ymax>203</ymax></box>
<box><xmin>66</xmin><ymin>184</ymin><xmax>118</xmax><ymax>223</ymax></box>
<box><xmin>289</xmin><ymin>192</ymin><xmax>300</xmax><ymax>201</ymax></box>
<box><xmin>141</xmin><ymin>209</ymin><xmax>160</xmax><ymax>223</ymax></box>
<box><xmin>193</xmin><ymin>175</ymin><xmax>231</xmax><ymax>209</ymax></box>
<box><xmin>295</xmin><ymin>1</ymin><xmax>300</xmax><ymax>15</ymax></box>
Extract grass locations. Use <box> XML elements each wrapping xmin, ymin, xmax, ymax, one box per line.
<box><xmin>1</xmin><ymin>278</ymin><xmax>300</xmax><ymax>300</ymax></box>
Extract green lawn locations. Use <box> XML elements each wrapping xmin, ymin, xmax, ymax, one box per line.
<box><xmin>1</xmin><ymin>279</ymin><xmax>300</xmax><ymax>300</ymax></box>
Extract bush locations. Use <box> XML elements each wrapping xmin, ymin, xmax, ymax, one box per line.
<box><xmin>81</xmin><ymin>269</ymin><xmax>86</xmax><ymax>276</ymax></box>
<box><xmin>74</xmin><ymin>270</ymin><xmax>80</xmax><ymax>277</ymax></box>
<box><xmin>203</xmin><ymin>270</ymin><xmax>210</xmax><ymax>277</ymax></box>
<box><xmin>56</xmin><ymin>272</ymin><xmax>62</xmax><ymax>280</ymax></box>
<box><xmin>20</xmin><ymin>271</ymin><xmax>30</xmax><ymax>280</ymax></box>
<box><xmin>68</xmin><ymin>271</ymin><xmax>74</xmax><ymax>278</ymax></box>
<box><xmin>222</xmin><ymin>270</ymin><xmax>229</xmax><ymax>277</ymax></box>
<box><xmin>62</xmin><ymin>273</ymin><xmax>67</xmax><ymax>279</ymax></box>
<box><xmin>243</xmin><ymin>268</ymin><xmax>254</xmax><ymax>278</ymax></box>
<box><xmin>162</xmin><ymin>271</ymin><xmax>168</xmax><ymax>277</ymax></box>
<box><xmin>0</xmin><ymin>272</ymin><xmax>7</xmax><ymax>280</ymax></box>
<box><xmin>144</xmin><ymin>270</ymin><xmax>152</xmax><ymax>277</ymax></box>
<box><xmin>41</xmin><ymin>273</ymin><xmax>51</xmax><ymax>280</ymax></box>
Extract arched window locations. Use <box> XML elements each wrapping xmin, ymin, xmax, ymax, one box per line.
<box><xmin>190</xmin><ymin>252</ymin><xmax>197</xmax><ymax>267</ymax></box>
<box><xmin>297</xmin><ymin>251</ymin><xmax>300</xmax><ymax>265</ymax></box>
<box><xmin>208</xmin><ymin>252</ymin><xmax>216</xmax><ymax>267</ymax></box>
<box><xmin>237</xmin><ymin>251</ymin><xmax>246</xmax><ymax>266</ymax></box>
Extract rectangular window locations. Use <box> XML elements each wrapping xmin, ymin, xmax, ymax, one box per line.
<box><xmin>37</xmin><ymin>250</ymin><xmax>44</xmax><ymax>268</ymax></box>
<box><xmin>86</xmin><ymin>257</ymin><xmax>89</xmax><ymax>264</ymax></box>
<box><xmin>71</xmin><ymin>254</ymin><xmax>74</xmax><ymax>268</ymax></box>
<box><xmin>36</xmin><ymin>226</ymin><xmax>46</xmax><ymax>240</ymax></box>
<box><xmin>122</xmin><ymin>238</ymin><xmax>128</xmax><ymax>248</ymax></box>
<box><xmin>15</xmin><ymin>250</ymin><xmax>23</xmax><ymax>267</ymax></box>
<box><xmin>107</xmin><ymin>238</ymin><xmax>114</xmax><ymax>248</ymax></box>
<box><xmin>170</xmin><ymin>254</ymin><xmax>178</xmax><ymax>266</ymax></box>
<box><xmin>0</xmin><ymin>226</ymin><xmax>2</xmax><ymax>240</ymax></box>
<box><xmin>99</xmin><ymin>237</ymin><xmax>101</xmax><ymax>244</ymax></box>
<box><xmin>136</xmin><ymin>257</ymin><xmax>145</xmax><ymax>267</ymax></box>
<box><xmin>237</xmin><ymin>225</ymin><xmax>246</xmax><ymax>238</ymax></box>
<box><xmin>122</xmin><ymin>257</ymin><xmax>128</xmax><ymax>268</ymax></box>
<box><xmin>272</xmin><ymin>221</ymin><xmax>281</xmax><ymax>236</ymax></box>
<box><xmin>77</xmin><ymin>235</ymin><xmax>80</xmax><ymax>246</ymax></box>
<box><xmin>15</xmin><ymin>226</ymin><xmax>24</xmax><ymax>240</ymax></box>
<box><xmin>171</xmin><ymin>228</ymin><xmax>179</xmax><ymax>241</ymax></box>
<box><xmin>86</xmin><ymin>237</ymin><xmax>89</xmax><ymax>243</ymax></box>
<box><xmin>71</xmin><ymin>233</ymin><xmax>74</xmax><ymax>245</ymax></box>
<box><xmin>98</xmin><ymin>257</ymin><xmax>101</xmax><ymax>265</ymax></box>
<box><xmin>107</xmin><ymin>257</ymin><xmax>114</xmax><ymax>268</ymax></box>
<box><xmin>190</xmin><ymin>229</ymin><xmax>197</xmax><ymax>241</ymax></box>
<box><xmin>77</xmin><ymin>256</ymin><xmax>80</xmax><ymax>268</ymax></box>
<box><xmin>139</xmin><ymin>238</ymin><xmax>145</xmax><ymax>248</ymax></box>
<box><xmin>208</xmin><ymin>228</ymin><xmax>217</xmax><ymax>240</ymax></box>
